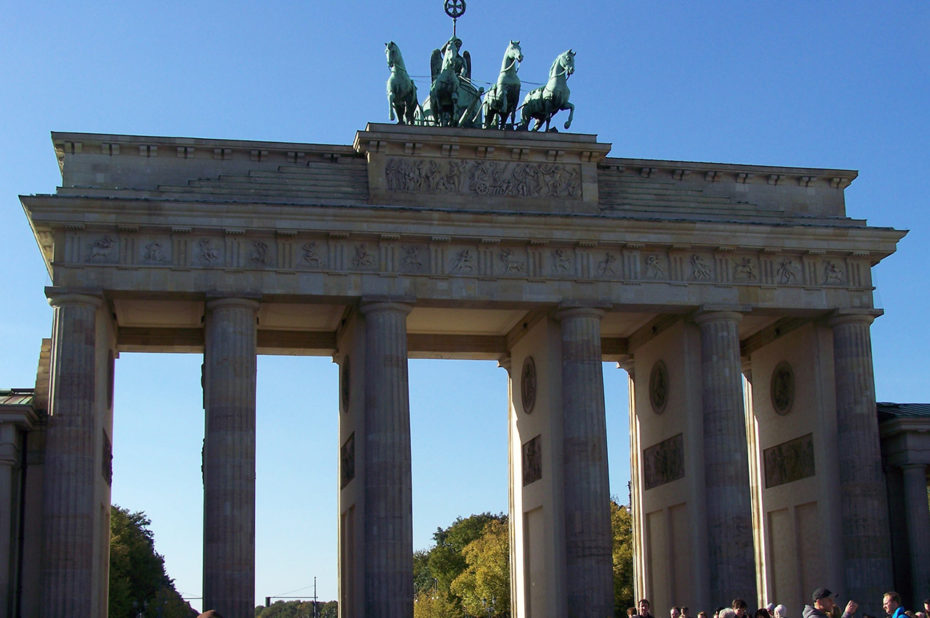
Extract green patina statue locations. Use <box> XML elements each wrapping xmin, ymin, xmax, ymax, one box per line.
<box><xmin>518</xmin><ymin>49</ymin><xmax>576</xmax><ymax>132</ymax></box>
<box><xmin>385</xmin><ymin>41</ymin><xmax>419</xmax><ymax>125</ymax></box>
<box><xmin>383</xmin><ymin>2</ymin><xmax>577</xmax><ymax>131</ymax></box>
<box><xmin>423</xmin><ymin>36</ymin><xmax>483</xmax><ymax>128</ymax></box>
<box><xmin>482</xmin><ymin>40</ymin><xmax>523</xmax><ymax>130</ymax></box>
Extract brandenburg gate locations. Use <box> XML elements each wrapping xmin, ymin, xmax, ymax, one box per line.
<box><xmin>10</xmin><ymin>119</ymin><xmax>904</xmax><ymax>617</ymax></box>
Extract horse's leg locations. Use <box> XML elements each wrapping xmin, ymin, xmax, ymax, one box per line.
<box><xmin>388</xmin><ymin>91</ymin><xmax>396</xmax><ymax>122</ymax></box>
<box><xmin>563</xmin><ymin>102</ymin><xmax>575</xmax><ymax>130</ymax></box>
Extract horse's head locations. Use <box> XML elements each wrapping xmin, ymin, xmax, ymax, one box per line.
<box><xmin>561</xmin><ymin>49</ymin><xmax>575</xmax><ymax>77</ymax></box>
<box><xmin>508</xmin><ymin>40</ymin><xmax>524</xmax><ymax>65</ymax></box>
<box><xmin>385</xmin><ymin>41</ymin><xmax>400</xmax><ymax>68</ymax></box>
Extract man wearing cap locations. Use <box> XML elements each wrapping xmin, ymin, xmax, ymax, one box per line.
<box><xmin>803</xmin><ymin>588</ymin><xmax>859</xmax><ymax>618</ymax></box>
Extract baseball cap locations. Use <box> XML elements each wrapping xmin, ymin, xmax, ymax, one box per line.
<box><xmin>812</xmin><ymin>588</ymin><xmax>835</xmax><ymax>603</ymax></box>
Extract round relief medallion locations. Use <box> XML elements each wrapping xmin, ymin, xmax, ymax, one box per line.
<box><xmin>340</xmin><ymin>355</ymin><xmax>351</xmax><ymax>413</ymax></box>
<box><xmin>649</xmin><ymin>360</ymin><xmax>669</xmax><ymax>414</ymax></box>
<box><xmin>770</xmin><ymin>361</ymin><xmax>794</xmax><ymax>415</ymax></box>
<box><xmin>521</xmin><ymin>356</ymin><xmax>537</xmax><ymax>414</ymax></box>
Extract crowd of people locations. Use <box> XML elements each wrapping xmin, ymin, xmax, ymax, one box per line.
<box><xmin>630</xmin><ymin>590</ymin><xmax>927</xmax><ymax>618</ymax></box>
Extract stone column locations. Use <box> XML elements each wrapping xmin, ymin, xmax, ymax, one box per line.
<box><xmin>901</xmin><ymin>464</ymin><xmax>930</xmax><ymax>600</ymax></box>
<box><xmin>557</xmin><ymin>307</ymin><xmax>613</xmax><ymax>616</ymax></box>
<box><xmin>694</xmin><ymin>309</ymin><xmax>757</xmax><ymax>604</ymax></box>
<box><xmin>829</xmin><ymin>310</ymin><xmax>893</xmax><ymax>610</ymax></box>
<box><xmin>203</xmin><ymin>297</ymin><xmax>259</xmax><ymax>618</ymax></box>
<box><xmin>360</xmin><ymin>300</ymin><xmax>413</xmax><ymax>618</ymax></box>
<box><xmin>40</xmin><ymin>292</ymin><xmax>104</xmax><ymax>617</ymax></box>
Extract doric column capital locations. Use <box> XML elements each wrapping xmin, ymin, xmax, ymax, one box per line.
<box><xmin>555</xmin><ymin>303</ymin><xmax>607</xmax><ymax>322</ymax></box>
<box><xmin>359</xmin><ymin>298</ymin><xmax>413</xmax><ymax>317</ymax></box>
<box><xmin>45</xmin><ymin>286</ymin><xmax>104</xmax><ymax>309</ymax></box>
<box><xmin>901</xmin><ymin>462</ymin><xmax>928</xmax><ymax>474</ymax></box>
<box><xmin>828</xmin><ymin>308</ymin><xmax>883</xmax><ymax>328</ymax></box>
<box><xmin>692</xmin><ymin>306</ymin><xmax>745</xmax><ymax>326</ymax></box>
<box><xmin>205</xmin><ymin>296</ymin><xmax>260</xmax><ymax>313</ymax></box>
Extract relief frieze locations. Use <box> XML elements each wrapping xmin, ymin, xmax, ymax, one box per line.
<box><xmin>198</xmin><ymin>238</ymin><xmax>220</xmax><ymax>266</ymax></box>
<box><xmin>142</xmin><ymin>240</ymin><xmax>169</xmax><ymax>265</ymax></box>
<box><xmin>88</xmin><ymin>235</ymin><xmax>117</xmax><ymax>263</ymax></box>
<box><xmin>301</xmin><ymin>241</ymin><xmax>325</xmax><ymax>268</ymax></box>
<box><xmin>643</xmin><ymin>254</ymin><xmax>666</xmax><ymax>279</ymax></box>
<box><xmin>67</xmin><ymin>230</ymin><xmax>863</xmax><ymax>296</ymax></box>
<box><xmin>384</xmin><ymin>157</ymin><xmax>581</xmax><ymax>200</ymax></box>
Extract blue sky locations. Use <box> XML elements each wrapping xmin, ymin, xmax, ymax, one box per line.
<box><xmin>2</xmin><ymin>1</ymin><xmax>928</xmax><ymax>610</ymax></box>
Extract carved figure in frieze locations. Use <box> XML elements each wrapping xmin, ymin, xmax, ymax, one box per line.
<box><xmin>302</xmin><ymin>242</ymin><xmax>323</xmax><ymax>267</ymax></box>
<box><xmin>597</xmin><ymin>252</ymin><xmax>617</xmax><ymax>277</ymax></box>
<box><xmin>142</xmin><ymin>241</ymin><xmax>168</xmax><ymax>264</ymax></box>
<box><xmin>352</xmin><ymin>244</ymin><xmax>375</xmax><ymax>268</ymax></box>
<box><xmin>552</xmin><ymin>248</ymin><xmax>572</xmax><ymax>273</ymax></box>
<box><xmin>823</xmin><ymin>260</ymin><xmax>844</xmax><ymax>285</ymax></box>
<box><xmin>690</xmin><ymin>254</ymin><xmax>712</xmax><ymax>280</ymax></box>
<box><xmin>644</xmin><ymin>254</ymin><xmax>665</xmax><ymax>279</ymax></box>
<box><xmin>450</xmin><ymin>248</ymin><xmax>475</xmax><ymax>273</ymax></box>
<box><xmin>88</xmin><ymin>235</ymin><xmax>115</xmax><ymax>262</ymax></box>
<box><xmin>540</xmin><ymin>163</ymin><xmax>579</xmax><ymax>198</ymax></box>
<box><xmin>499</xmin><ymin>248</ymin><xmax>525</xmax><ymax>273</ymax></box>
<box><xmin>250</xmin><ymin>240</ymin><xmax>269</xmax><ymax>265</ymax></box>
<box><xmin>402</xmin><ymin>246</ymin><xmax>423</xmax><ymax>271</ymax></box>
<box><xmin>734</xmin><ymin>257</ymin><xmax>757</xmax><ymax>280</ymax></box>
<box><xmin>443</xmin><ymin>160</ymin><xmax>465</xmax><ymax>192</ymax></box>
<box><xmin>198</xmin><ymin>239</ymin><xmax>219</xmax><ymax>265</ymax></box>
<box><xmin>470</xmin><ymin>160</ymin><xmax>508</xmax><ymax>196</ymax></box>
<box><xmin>777</xmin><ymin>257</ymin><xmax>798</xmax><ymax>284</ymax></box>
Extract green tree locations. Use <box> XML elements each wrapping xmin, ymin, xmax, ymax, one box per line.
<box><xmin>612</xmin><ymin>499</ymin><xmax>635</xmax><ymax>616</ymax></box>
<box><xmin>413</xmin><ymin>512</ymin><xmax>507</xmax><ymax>618</ymax></box>
<box><xmin>108</xmin><ymin>505</ymin><xmax>196</xmax><ymax>618</ymax></box>
<box><xmin>450</xmin><ymin>518</ymin><xmax>510</xmax><ymax>617</ymax></box>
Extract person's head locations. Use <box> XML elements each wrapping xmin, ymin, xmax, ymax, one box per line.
<box><xmin>813</xmin><ymin>588</ymin><xmax>836</xmax><ymax>613</ymax></box>
<box><xmin>924</xmin><ymin>600</ymin><xmax>930</xmax><ymax>614</ymax></box>
<box><xmin>884</xmin><ymin>592</ymin><xmax>902</xmax><ymax>615</ymax></box>
<box><xmin>774</xmin><ymin>604</ymin><xmax>787</xmax><ymax>618</ymax></box>
<box><xmin>733</xmin><ymin>599</ymin><xmax>748</xmax><ymax>617</ymax></box>
<box><xmin>628</xmin><ymin>608</ymin><xmax>637</xmax><ymax>618</ymax></box>
<box><xmin>640</xmin><ymin>600</ymin><xmax>652</xmax><ymax>615</ymax></box>
<box><xmin>699</xmin><ymin>612</ymin><xmax>707</xmax><ymax>618</ymax></box>
<box><xmin>672</xmin><ymin>607</ymin><xmax>682</xmax><ymax>618</ymax></box>
<box><xmin>682</xmin><ymin>607</ymin><xmax>690</xmax><ymax>618</ymax></box>
<box><xmin>715</xmin><ymin>607</ymin><xmax>726</xmax><ymax>618</ymax></box>
<box><xmin>720</xmin><ymin>609</ymin><xmax>737</xmax><ymax>618</ymax></box>
<box><xmin>756</xmin><ymin>609</ymin><xmax>771</xmax><ymax>618</ymax></box>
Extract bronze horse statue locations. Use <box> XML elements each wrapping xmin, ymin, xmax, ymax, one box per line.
<box><xmin>518</xmin><ymin>49</ymin><xmax>575</xmax><ymax>131</ymax></box>
<box><xmin>482</xmin><ymin>40</ymin><xmax>523</xmax><ymax>130</ymax></box>
<box><xmin>385</xmin><ymin>41</ymin><xmax>418</xmax><ymax>125</ymax></box>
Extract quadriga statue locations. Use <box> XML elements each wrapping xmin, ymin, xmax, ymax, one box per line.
<box><xmin>518</xmin><ymin>49</ymin><xmax>575</xmax><ymax>132</ymax></box>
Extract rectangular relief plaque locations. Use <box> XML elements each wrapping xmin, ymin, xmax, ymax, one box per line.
<box><xmin>643</xmin><ymin>433</ymin><xmax>684</xmax><ymax>490</ymax></box>
<box><xmin>522</xmin><ymin>435</ymin><xmax>542</xmax><ymax>486</ymax></box>
<box><xmin>764</xmin><ymin>433</ymin><xmax>815</xmax><ymax>488</ymax></box>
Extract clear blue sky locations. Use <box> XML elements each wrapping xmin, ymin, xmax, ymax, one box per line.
<box><xmin>2</xmin><ymin>1</ymin><xmax>928</xmax><ymax>611</ymax></box>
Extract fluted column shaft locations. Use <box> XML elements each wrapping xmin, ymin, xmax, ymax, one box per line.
<box><xmin>694</xmin><ymin>310</ymin><xmax>756</xmax><ymax>604</ymax></box>
<box><xmin>901</xmin><ymin>464</ymin><xmax>930</xmax><ymax>601</ymax></box>
<box><xmin>558</xmin><ymin>307</ymin><xmax>613</xmax><ymax>616</ymax></box>
<box><xmin>41</xmin><ymin>293</ymin><xmax>103</xmax><ymax>618</ymax></box>
<box><xmin>830</xmin><ymin>311</ymin><xmax>893</xmax><ymax>609</ymax></box>
<box><xmin>203</xmin><ymin>298</ymin><xmax>259</xmax><ymax>618</ymax></box>
<box><xmin>361</xmin><ymin>301</ymin><xmax>413</xmax><ymax>618</ymax></box>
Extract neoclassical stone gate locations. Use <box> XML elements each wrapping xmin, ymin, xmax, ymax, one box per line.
<box><xmin>16</xmin><ymin>124</ymin><xmax>904</xmax><ymax>617</ymax></box>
